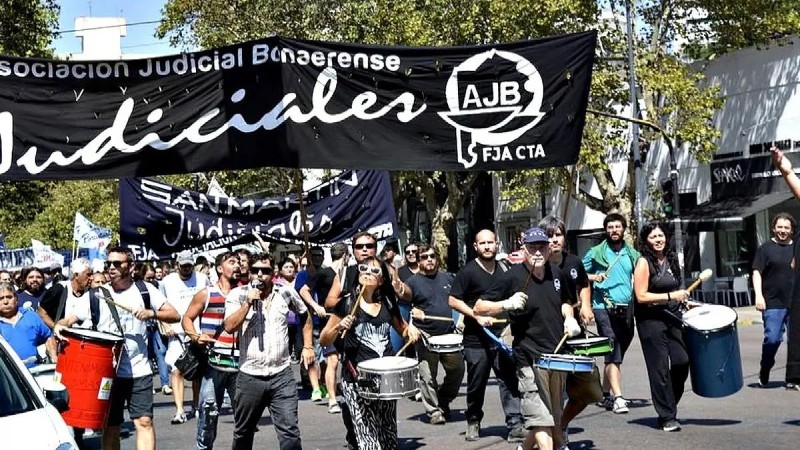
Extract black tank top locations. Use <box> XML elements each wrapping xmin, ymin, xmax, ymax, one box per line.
<box><xmin>635</xmin><ymin>258</ymin><xmax>681</xmax><ymax>321</ymax></box>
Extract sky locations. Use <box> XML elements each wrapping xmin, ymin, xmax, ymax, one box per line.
<box><xmin>53</xmin><ymin>0</ymin><xmax>176</xmax><ymax>57</ymax></box>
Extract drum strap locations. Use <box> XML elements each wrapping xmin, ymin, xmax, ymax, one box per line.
<box><xmin>92</xmin><ymin>287</ymin><xmax>125</xmax><ymax>338</ymax></box>
<box><xmin>53</xmin><ymin>283</ymin><xmax>69</xmax><ymax>324</ymax></box>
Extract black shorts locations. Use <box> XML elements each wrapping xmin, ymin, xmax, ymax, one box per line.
<box><xmin>593</xmin><ymin>308</ymin><xmax>635</xmax><ymax>364</ymax></box>
<box><xmin>107</xmin><ymin>375</ymin><xmax>154</xmax><ymax>426</ymax></box>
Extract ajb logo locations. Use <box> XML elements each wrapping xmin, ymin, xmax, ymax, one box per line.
<box><xmin>438</xmin><ymin>49</ymin><xmax>545</xmax><ymax>169</ymax></box>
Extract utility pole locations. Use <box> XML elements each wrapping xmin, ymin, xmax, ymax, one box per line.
<box><xmin>624</xmin><ymin>0</ymin><xmax>644</xmax><ymax>233</ymax></box>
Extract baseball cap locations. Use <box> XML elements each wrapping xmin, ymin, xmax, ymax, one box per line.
<box><xmin>522</xmin><ymin>227</ymin><xmax>549</xmax><ymax>244</ymax></box>
<box><xmin>176</xmin><ymin>250</ymin><xmax>194</xmax><ymax>266</ymax></box>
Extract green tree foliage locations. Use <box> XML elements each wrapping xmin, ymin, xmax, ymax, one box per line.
<box><xmin>157</xmin><ymin>0</ymin><xmax>599</xmax><ymax>262</ymax></box>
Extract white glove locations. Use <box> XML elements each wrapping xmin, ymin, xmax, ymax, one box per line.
<box><xmin>502</xmin><ymin>292</ymin><xmax>528</xmax><ymax>311</ymax></box>
<box><xmin>564</xmin><ymin>317</ymin><xmax>581</xmax><ymax>337</ymax></box>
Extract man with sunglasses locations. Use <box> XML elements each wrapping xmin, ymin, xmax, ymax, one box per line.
<box><xmin>449</xmin><ymin>229</ymin><xmax>525</xmax><ymax>443</ymax></box>
<box><xmin>406</xmin><ymin>245</ymin><xmax>464</xmax><ymax>425</ymax></box>
<box><xmin>161</xmin><ymin>250</ymin><xmax>209</xmax><ymax>424</ymax></box>
<box><xmin>182</xmin><ymin>251</ymin><xmax>241</xmax><ymax>450</ymax></box>
<box><xmin>325</xmin><ymin>232</ymin><xmax>396</xmax><ymax>309</ymax></box>
<box><xmin>398</xmin><ymin>242</ymin><xmax>421</xmax><ymax>282</ymax></box>
<box><xmin>224</xmin><ymin>254</ymin><xmax>313</xmax><ymax>450</ymax></box>
<box><xmin>55</xmin><ymin>247</ymin><xmax>180</xmax><ymax>450</ymax></box>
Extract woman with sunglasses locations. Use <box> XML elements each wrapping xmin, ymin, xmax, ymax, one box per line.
<box><xmin>320</xmin><ymin>256</ymin><xmax>420</xmax><ymax>450</ymax></box>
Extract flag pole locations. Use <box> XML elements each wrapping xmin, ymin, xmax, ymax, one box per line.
<box><xmin>293</xmin><ymin>169</ymin><xmax>310</xmax><ymax>254</ymax></box>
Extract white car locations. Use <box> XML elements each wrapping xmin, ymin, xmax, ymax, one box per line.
<box><xmin>0</xmin><ymin>336</ymin><xmax>78</xmax><ymax>450</ymax></box>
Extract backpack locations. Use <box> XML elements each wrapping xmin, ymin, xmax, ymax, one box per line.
<box><xmin>88</xmin><ymin>280</ymin><xmax>152</xmax><ymax>332</ymax></box>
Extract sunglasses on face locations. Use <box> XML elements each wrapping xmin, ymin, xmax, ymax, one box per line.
<box><xmin>419</xmin><ymin>253</ymin><xmax>436</xmax><ymax>260</ymax></box>
<box><xmin>405</xmin><ymin>249</ymin><xmax>418</xmax><ymax>255</ymax></box>
<box><xmin>105</xmin><ymin>260</ymin><xmax>127</xmax><ymax>269</ymax></box>
<box><xmin>357</xmin><ymin>264</ymin><xmax>382</xmax><ymax>276</ymax></box>
<box><xmin>250</xmin><ymin>266</ymin><xmax>273</xmax><ymax>275</ymax></box>
<box><xmin>353</xmin><ymin>243</ymin><xmax>377</xmax><ymax>250</ymax></box>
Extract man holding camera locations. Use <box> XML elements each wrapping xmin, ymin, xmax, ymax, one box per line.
<box><xmin>224</xmin><ymin>254</ymin><xmax>314</xmax><ymax>450</ymax></box>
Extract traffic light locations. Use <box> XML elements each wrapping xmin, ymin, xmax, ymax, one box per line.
<box><xmin>660</xmin><ymin>178</ymin><xmax>675</xmax><ymax>217</ymax></box>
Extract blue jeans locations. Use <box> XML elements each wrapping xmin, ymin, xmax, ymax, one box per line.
<box><xmin>232</xmin><ymin>368</ymin><xmax>301</xmax><ymax>450</ymax></box>
<box><xmin>147</xmin><ymin>327</ymin><xmax>169</xmax><ymax>387</ymax></box>
<box><xmin>761</xmin><ymin>308</ymin><xmax>790</xmax><ymax>372</ymax></box>
<box><xmin>196</xmin><ymin>367</ymin><xmax>238</xmax><ymax>450</ymax></box>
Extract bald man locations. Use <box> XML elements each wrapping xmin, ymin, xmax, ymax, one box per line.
<box><xmin>448</xmin><ymin>230</ymin><xmax>525</xmax><ymax>443</ymax></box>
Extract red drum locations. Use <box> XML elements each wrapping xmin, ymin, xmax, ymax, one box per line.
<box><xmin>55</xmin><ymin>329</ymin><xmax>124</xmax><ymax>429</ymax></box>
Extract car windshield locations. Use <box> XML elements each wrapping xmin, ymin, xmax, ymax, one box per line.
<box><xmin>0</xmin><ymin>345</ymin><xmax>40</xmax><ymax>418</ymax></box>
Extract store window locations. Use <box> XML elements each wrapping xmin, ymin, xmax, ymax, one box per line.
<box><xmin>715</xmin><ymin>225</ymin><xmax>755</xmax><ymax>277</ymax></box>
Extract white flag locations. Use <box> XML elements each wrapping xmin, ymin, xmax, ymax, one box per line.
<box><xmin>206</xmin><ymin>176</ymin><xmax>228</xmax><ymax>197</ymax></box>
<box><xmin>73</xmin><ymin>212</ymin><xmax>112</xmax><ymax>247</ymax></box>
<box><xmin>31</xmin><ymin>239</ymin><xmax>64</xmax><ymax>269</ymax></box>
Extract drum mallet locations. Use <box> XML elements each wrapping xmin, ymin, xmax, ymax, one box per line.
<box><xmin>414</xmin><ymin>311</ymin><xmax>453</xmax><ymax>322</ymax></box>
<box><xmin>339</xmin><ymin>284</ymin><xmax>367</xmax><ymax>338</ymax></box>
<box><xmin>686</xmin><ymin>269</ymin><xmax>713</xmax><ymax>294</ymax></box>
<box><xmin>553</xmin><ymin>332</ymin><xmax>570</xmax><ymax>354</ymax></box>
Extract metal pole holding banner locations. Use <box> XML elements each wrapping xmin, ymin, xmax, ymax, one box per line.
<box><xmin>624</xmin><ymin>0</ymin><xmax>644</xmax><ymax>233</ymax></box>
<box><xmin>293</xmin><ymin>169</ymin><xmax>311</xmax><ymax>253</ymax></box>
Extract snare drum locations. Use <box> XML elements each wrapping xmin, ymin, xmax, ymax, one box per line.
<box><xmin>357</xmin><ymin>356</ymin><xmax>419</xmax><ymax>400</ymax></box>
<box><xmin>566</xmin><ymin>337</ymin><xmax>612</xmax><ymax>356</ymax></box>
<box><xmin>536</xmin><ymin>354</ymin><xmax>595</xmax><ymax>373</ymax></box>
<box><xmin>427</xmin><ymin>334</ymin><xmax>463</xmax><ymax>353</ymax></box>
<box><xmin>208</xmin><ymin>348</ymin><xmax>240</xmax><ymax>372</ymax></box>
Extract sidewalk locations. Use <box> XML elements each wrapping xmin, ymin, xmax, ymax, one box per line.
<box><xmin>733</xmin><ymin>305</ymin><xmax>763</xmax><ymax>326</ymax></box>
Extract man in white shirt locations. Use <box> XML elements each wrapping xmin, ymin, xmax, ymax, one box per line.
<box><xmin>55</xmin><ymin>247</ymin><xmax>180</xmax><ymax>450</ymax></box>
<box><xmin>161</xmin><ymin>250</ymin><xmax>210</xmax><ymax>424</ymax></box>
<box><xmin>224</xmin><ymin>254</ymin><xmax>314</xmax><ymax>450</ymax></box>
<box><xmin>38</xmin><ymin>258</ymin><xmax>93</xmax><ymax>329</ymax></box>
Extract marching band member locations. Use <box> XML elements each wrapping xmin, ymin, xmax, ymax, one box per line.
<box><xmin>632</xmin><ymin>222</ymin><xmax>690</xmax><ymax>432</ymax></box>
<box><xmin>405</xmin><ymin>245</ymin><xmax>465</xmax><ymax>425</ymax></box>
<box><xmin>320</xmin><ymin>256</ymin><xmax>420</xmax><ymax>450</ymax></box>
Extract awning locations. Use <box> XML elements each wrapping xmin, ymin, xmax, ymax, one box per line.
<box><xmin>678</xmin><ymin>191</ymin><xmax>794</xmax><ymax>232</ymax></box>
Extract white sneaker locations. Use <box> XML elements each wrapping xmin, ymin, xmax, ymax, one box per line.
<box><xmin>613</xmin><ymin>396</ymin><xmax>629</xmax><ymax>414</ymax></box>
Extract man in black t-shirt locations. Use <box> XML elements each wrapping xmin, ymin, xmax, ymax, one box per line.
<box><xmin>406</xmin><ymin>245</ymin><xmax>465</xmax><ymax>425</ymax></box>
<box><xmin>540</xmin><ymin>216</ymin><xmax>602</xmax><ymax>447</ymax></box>
<box><xmin>398</xmin><ymin>242</ymin><xmax>421</xmax><ymax>282</ymax></box>
<box><xmin>448</xmin><ymin>229</ymin><xmax>525</xmax><ymax>443</ymax></box>
<box><xmin>752</xmin><ymin>212</ymin><xmax>795</xmax><ymax>387</ymax></box>
<box><xmin>478</xmin><ymin>227</ymin><xmax>580</xmax><ymax>450</ymax></box>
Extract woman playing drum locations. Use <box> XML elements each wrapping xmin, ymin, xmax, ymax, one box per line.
<box><xmin>319</xmin><ymin>256</ymin><xmax>420</xmax><ymax>450</ymax></box>
<box><xmin>632</xmin><ymin>222</ymin><xmax>691</xmax><ymax>432</ymax></box>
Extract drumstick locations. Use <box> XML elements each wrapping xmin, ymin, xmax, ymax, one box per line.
<box><xmin>395</xmin><ymin>339</ymin><xmax>413</xmax><ymax>356</ymax></box>
<box><xmin>553</xmin><ymin>332</ymin><xmax>570</xmax><ymax>354</ymax></box>
<box><xmin>185</xmin><ymin>331</ymin><xmax>220</xmax><ymax>343</ymax></box>
<box><xmin>686</xmin><ymin>269</ymin><xmax>713</xmax><ymax>293</ymax></box>
<box><xmin>340</xmin><ymin>284</ymin><xmax>367</xmax><ymax>338</ymax></box>
<box><xmin>420</xmin><ymin>314</ymin><xmax>454</xmax><ymax>322</ymax></box>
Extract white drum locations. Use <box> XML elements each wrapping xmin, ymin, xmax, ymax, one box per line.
<box><xmin>28</xmin><ymin>363</ymin><xmax>56</xmax><ymax>387</ymax></box>
<box><xmin>427</xmin><ymin>334</ymin><xmax>463</xmax><ymax>353</ymax></box>
<box><xmin>357</xmin><ymin>356</ymin><xmax>419</xmax><ymax>400</ymax></box>
<box><xmin>682</xmin><ymin>304</ymin><xmax>737</xmax><ymax>332</ymax></box>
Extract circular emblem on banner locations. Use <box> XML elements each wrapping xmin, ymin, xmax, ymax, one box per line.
<box><xmin>437</xmin><ymin>49</ymin><xmax>545</xmax><ymax>169</ymax></box>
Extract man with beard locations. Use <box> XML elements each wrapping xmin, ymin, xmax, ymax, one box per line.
<box><xmin>224</xmin><ymin>254</ymin><xmax>313</xmax><ymax>450</ymax></box>
<box><xmin>476</xmin><ymin>227</ymin><xmax>581</xmax><ymax>450</ymax></box>
<box><xmin>582</xmin><ymin>213</ymin><xmax>640</xmax><ymax>414</ymax></box>
<box><xmin>236</xmin><ymin>249</ymin><xmax>253</xmax><ymax>287</ymax></box>
<box><xmin>398</xmin><ymin>242</ymin><xmax>421</xmax><ymax>282</ymax></box>
<box><xmin>448</xmin><ymin>229</ymin><xmax>525</xmax><ymax>443</ymax></box>
<box><xmin>38</xmin><ymin>258</ymin><xmax>93</xmax><ymax>329</ymax></box>
<box><xmin>161</xmin><ymin>251</ymin><xmax>209</xmax><ymax>424</ymax></box>
<box><xmin>17</xmin><ymin>267</ymin><xmax>46</xmax><ymax>311</ymax></box>
<box><xmin>182</xmin><ymin>251</ymin><xmax>241</xmax><ymax>450</ymax></box>
<box><xmin>539</xmin><ymin>216</ymin><xmax>602</xmax><ymax>448</ymax></box>
<box><xmin>55</xmin><ymin>247</ymin><xmax>180</xmax><ymax>450</ymax></box>
<box><xmin>406</xmin><ymin>244</ymin><xmax>465</xmax><ymax>425</ymax></box>
<box><xmin>752</xmin><ymin>212</ymin><xmax>795</xmax><ymax>387</ymax></box>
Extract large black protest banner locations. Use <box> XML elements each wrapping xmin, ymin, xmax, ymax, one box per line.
<box><xmin>119</xmin><ymin>170</ymin><xmax>397</xmax><ymax>260</ymax></box>
<box><xmin>0</xmin><ymin>32</ymin><xmax>596</xmax><ymax>180</ymax></box>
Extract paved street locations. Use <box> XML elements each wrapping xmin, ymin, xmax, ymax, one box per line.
<box><xmin>81</xmin><ymin>306</ymin><xmax>798</xmax><ymax>450</ymax></box>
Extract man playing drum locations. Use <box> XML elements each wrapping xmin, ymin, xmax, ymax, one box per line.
<box><xmin>448</xmin><ymin>229</ymin><xmax>525</xmax><ymax>443</ymax></box>
<box><xmin>182</xmin><ymin>251</ymin><xmax>241</xmax><ymax>450</ymax></box>
<box><xmin>582</xmin><ymin>213</ymin><xmax>640</xmax><ymax>414</ymax></box>
<box><xmin>224</xmin><ymin>254</ymin><xmax>314</xmax><ymax>450</ymax></box>
<box><xmin>54</xmin><ymin>246</ymin><xmax>180</xmax><ymax>450</ymax></box>
<box><xmin>475</xmin><ymin>227</ymin><xmax>581</xmax><ymax>450</ymax></box>
<box><xmin>404</xmin><ymin>244</ymin><xmax>465</xmax><ymax>425</ymax></box>
<box><xmin>539</xmin><ymin>216</ymin><xmax>603</xmax><ymax>447</ymax></box>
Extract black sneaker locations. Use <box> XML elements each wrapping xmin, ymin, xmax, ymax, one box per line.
<box><xmin>440</xmin><ymin>403</ymin><xmax>451</xmax><ymax>419</ymax></box>
<box><xmin>759</xmin><ymin>369</ymin><xmax>770</xmax><ymax>387</ymax></box>
<box><xmin>465</xmin><ymin>421</ymin><xmax>480</xmax><ymax>441</ymax></box>
<box><xmin>662</xmin><ymin>419</ymin><xmax>681</xmax><ymax>432</ymax></box>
